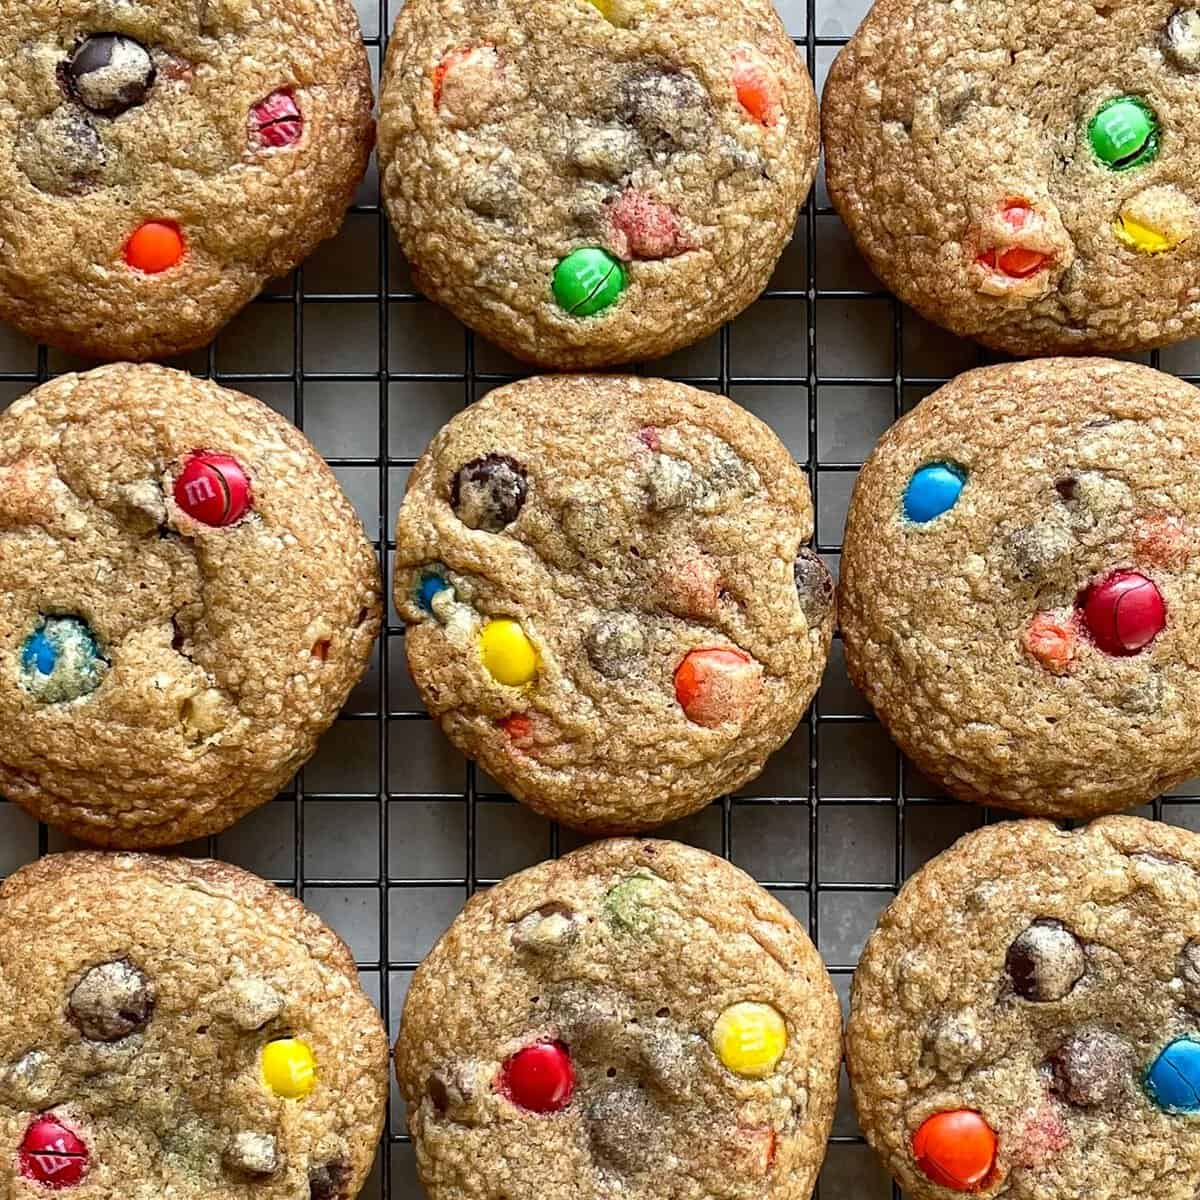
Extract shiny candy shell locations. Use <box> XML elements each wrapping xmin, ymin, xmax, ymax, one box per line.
<box><xmin>500</xmin><ymin>1042</ymin><xmax>574</xmax><ymax>1112</ymax></box>
<box><xmin>251</xmin><ymin>90</ymin><xmax>303</xmax><ymax>148</ymax></box>
<box><xmin>416</xmin><ymin>571</ymin><xmax>451</xmax><ymax>613</ymax></box>
<box><xmin>479</xmin><ymin>619</ymin><xmax>539</xmax><ymax>686</ymax></box>
<box><xmin>261</xmin><ymin>1037</ymin><xmax>316</xmax><ymax>1099</ymax></box>
<box><xmin>1146</xmin><ymin>1038</ymin><xmax>1200</xmax><ymax>1112</ymax></box>
<box><xmin>1088</xmin><ymin>97</ymin><xmax>1158</xmax><ymax>170</ymax></box>
<box><xmin>913</xmin><ymin>1110</ymin><xmax>997</xmax><ymax>1190</ymax></box>
<box><xmin>552</xmin><ymin>248</ymin><xmax>626</xmax><ymax>316</ymax></box>
<box><xmin>174</xmin><ymin>453</ymin><xmax>252</xmax><ymax>527</ymax></box>
<box><xmin>19</xmin><ymin>1116</ymin><xmax>89</xmax><ymax>1188</ymax></box>
<box><xmin>711</xmin><ymin>1002</ymin><xmax>787</xmax><ymax>1078</ymax></box>
<box><xmin>1079</xmin><ymin>570</ymin><xmax>1166</xmax><ymax>656</ymax></box>
<box><xmin>904</xmin><ymin>463</ymin><xmax>966</xmax><ymax>523</ymax></box>
<box><xmin>125</xmin><ymin>221</ymin><xmax>185</xmax><ymax>273</ymax></box>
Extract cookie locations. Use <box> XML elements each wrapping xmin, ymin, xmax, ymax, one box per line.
<box><xmin>0</xmin><ymin>851</ymin><xmax>388</xmax><ymax>1200</ymax></box>
<box><xmin>846</xmin><ymin>816</ymin><xmax>1200</xmax><ymax>1199</ymax></box>
<box><xmin>0</xmin><ymin>0</ymin><xmax>373</xmax><ymax>361</ymax></box>
<box><xmin>394</xmin><ymin>838</ymin><xmax>842</xmax><ymax>1200</ymax></box>
<box><xmin>0</xmin><ymin>363</ymin><xmax>381</xmax><ymax>847</ymax></box>
<box><xmin>823</xmin><ymin>0</ymin><xmax>1200</xmax><ymax>356</ymax></box>
<box><xmin>377</xmin><ymin>0</ymin><xmax>817</xmax><ymax>368</ymax></box>
<box><xmin>839</xmin><ymin>357</ymin><xmax>1200</xmax><ymax>819</ymax></box>
<box><xmin>393</xmin><ymin>374</ymin><xmax>833</xmax><ymax>833</ymax></box>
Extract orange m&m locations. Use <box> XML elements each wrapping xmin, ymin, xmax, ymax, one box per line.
<box><xmin>125</xmin><ymin>221</ymin><xmax>185</xmax><ymax>274</ymax></box>
<box><xmin>912</xmin><ymin>1110</ymin><xmax>997</xmax><ymax>1191</ymax></box>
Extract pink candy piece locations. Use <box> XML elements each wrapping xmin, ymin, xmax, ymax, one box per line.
<box><xmin>637</xmin><ymin>427</ymin><xmax>660</xmax><ymax>452</ymax></box>
<box><xmin>19</xmin><ymin>1116</ymin><xmax>89</xmax><ymax>1189</ymax></box>
<box><xmin>1079</xmin><ymin>570</ymin><xmax>1166</xmax><ymax>656</ymax></box>
<box><xmin>607</xmin><ymin>191</ymin><xmax>688</xmax><ymax>261</ymax></box>
<box><xmin>1023</xmin><ymin>611</ymin><xmax>1077</xmax><ymax>675</ymax></box>
<box><xmin>251</xmin><ymin>90</ymin><xmax>303</xmax><ymax>148</ymax></box>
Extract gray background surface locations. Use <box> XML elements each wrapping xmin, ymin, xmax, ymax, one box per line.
<box><xmin>3</xmin><ymin>0</ymin><xmax>1200</xmax><ymax>1196</ymax></box>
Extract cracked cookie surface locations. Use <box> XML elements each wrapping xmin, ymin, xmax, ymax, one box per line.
<box><xmin>839</xmin><ymin>358</ymin><xmax>1200</xmax><ymax>819</ymax></box>
<box><xmin>0</xmin><ymin>0</ymin><xmax>373</xmax><ymax>360</ymax></box>
<box><xmin>0</xmin><ymin>851</ymin><xmax>389</xmax><ymax>1200</ymax></box>
<box><xmin>393</xmin><ymin>375</ymin><xmax>832</xmax><ymax>833</ymax></box>
<box><xmin>0</xmin><ymin>363</ymin><xmax>381</xmax><ymax>847</ymax></box>
<box><xmin>395</xmin><ymin>838</ymin><xmax>841</xmax><ymax>1200</ymax></box>
<box><xmin>823</xmin><ymin>0</ymin><xmax>1200</xmax><ymax>355</ymax></box>
<box><xmin>377</xmin><ymin>0</ymin><xmax>818</xmax><ymax>368</ymax></box>
<box><xmin>849</xmin><ymin>817</ymin><xmax>1200</xmax><ymax>1200</ymax></box>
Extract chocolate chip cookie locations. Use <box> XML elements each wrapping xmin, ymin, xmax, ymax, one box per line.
<box><xmin>823</xmin><ymin>0</ymin><xmax>1200</xmax><ymax>356</ymax></box>
<box><xmin>839</xmin><ymin>357</ymin><xmax>1200</xmax><ymax>819</ymax></box>
<box><xmin>377</xmin><ymin>0</ymin><xmax>817</xmax><ymax>368</ymax></box>
<box><xmin>394</xmin><ymin>375</ymin><xmax>833</xmax><ymax>833</ymax></box>
<box><xmin>0</xmin><ymin>363</ymin><xmax>381</xmax><ymax>847</ymax></box>
<box><xmin>395</xmin><ymin>838</ymin><xmax>842</xmax><ymax>1200</ymax></box>
<box><xmin>848</xmin><ymin>816</ymin><xmax>1200</xmax><ymax>1199</ymax></box>
<box><xmin>0</xmin><ymin>0</ymin><xmax>373</xmax><ymax>361</ymax></box>
<box><xmin>0</xmin><ymin>851</ymin><xmax>388</xmax><ymax>1200</ymax></box>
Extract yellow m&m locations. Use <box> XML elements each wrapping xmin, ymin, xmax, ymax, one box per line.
<box><xmin>479</xmin><ymin>619</ymin><xmax>538</xmax><ymax>686</ymax></box>
<box><xmin>262</xmin><ymin>1037</ymin><xmax>316</xmax><ymax>1099</ymax></box>
<box><xmin>711</xmin><ymin>1002</ymin><xmax>787</xmax><ymax>1079</ymax></box>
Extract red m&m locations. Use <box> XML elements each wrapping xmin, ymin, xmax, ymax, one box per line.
<box><xmin>912</xmin><ymin>1109</ymin><xmax>997</xmax><ymax>1191</ymax></box>
<box><xmin>174</xmin><ymin>453</ymin><xmax>252</xmax><ymax>527</ymax></box>
<box><xmin>19</xmin><ymin>1115</ymin><xmax>89</xmax><ymax>1189</ymax></box>
<box><xmin>674</xmin><ymin>646</ymin><xmax>762</xmax><ymax>727</ymax></box>
<box><xmin>499</xmin><ymin>1041</ymin><xmax>574</xmax><ymax>1113</ymax></box>
<box><xmin>1079</xmin><ymin>570</ymin><xmax>1166</xmax><ymax>656</ymax></box>
<box><xmin>251</xmin><ymin>90</ymin><xmax>304</xmax><ymax>148</ymax></box>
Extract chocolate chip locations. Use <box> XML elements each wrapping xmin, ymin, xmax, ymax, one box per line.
<box><xmin>451</xmin><ymin>454</ymin><xmax>527</xmax><ymax>531</ymax></box>
<box><xmin>224</xmin><ymin>1132</ymin><xmax>281</xmax><ymax>1177</ymax></box>
<box><xmin>589</xmin><ymin>1087</ymin><xmax>660</xmax><ymax>1171</ymax></box>
<box><xmin>16</xmin><ymin>111</ymin><xmax>106</xmax><ymax>196</ymax></box>
<box><xmin>1166</xmin><ymin>9</ymin><xmax>1200</xmax><ymax>71</ymax></box>
<box><xmin>570</xmin><ymin>126</ymin><xmax>641</xmax><ymax>180</ymax></box>
<box><xmin>426</xmin><ymin>1072</ymin><xmax>450</xmax><ymax>1113</ymax></box>
<box><xmin>216</xmin><ymin>977</ymin><xmax>283</xmax><ymax>1030</ymax></box>
<box><xmin>638</xmin><ymin>1028</ymin><xmax>691</xmax><ymax>1097</ymax></box>
<box><xmin>1003</xmin><ymin>519</ymin><xmax>1073</xmax><ymax>582</ymax></box>
<box><xmin>645</xmin><ymin>455</ymin><xmax>704</xmax><ymax>511</ymax></box>
<box><xmin>68</xmin><ymin>35</ymin><xmax>156</xmax><ymax>116</ymax></box>
<box><xmin>0</xmin><ymin>1050</ymin><xmax>59</xmax><ymax>1108</ymax></box>
<box><xmin>922</xmin><ymin>1011</ymin><xmax>984</xmax><ymax>1081</ymax></box>
<box><xmin>1051</xmin><ymin>1030</ymin><xmax>1133</xmax><ymax>1107</ymax></box>
<box><xmin>511</xmin><ymin>902</ymin><xmax>580</xmax><ymax>953</ymax></box>
<box><xmin>793</xmin><ymin>549</ymin><xmax>834</xmax><ymax>627</ymax></box>
<box><xmin>1006</xmin><ymin>919</ymin><xmax>1085</xmax><ymax>1003</ymax></box>
<box><xmin>69</xmin><ymin>959</ymin><xmax>154</xmax><ymax>1042</ymax></box>
<box><xmin>1179</xmin><ymin>940</ymin><xmax>1200</xmax><ymax>1009</ymax></box>
<box><xmin>618</xmin><ymin>68</ymin><xmax>712</xmax><ymax>154</ymax></box>
<box><xmin>309</xmin><ymin>1159</ymin><xmax>350</xmax><ymax>1200</ymax></box>
<box><xmin>585</xmin><ymin>615</ymin><xmax>645</xmax><ymax>678</ymax></box>
<box><xmin>463</xmin><ymin>168</ymin><xmax>519</xmax><ymax>220</ymax></box>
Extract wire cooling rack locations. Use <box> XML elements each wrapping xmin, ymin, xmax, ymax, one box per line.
<box><xmin>4</xmin><ymin>0</ymin><xmax>1200</xmax><ymax>1196</ymax></box>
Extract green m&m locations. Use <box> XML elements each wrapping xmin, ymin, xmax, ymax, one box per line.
<box><xmin>1088</xmin><ymin>97</ymin><xmax>1159</xmax><ymax>170</ymax></box>
<box><xmin>552</xmin><ymin>248</ymin><xmax>626</xmax><ymax>316</ymax></box>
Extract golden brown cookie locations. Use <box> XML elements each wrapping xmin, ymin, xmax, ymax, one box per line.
<box><xmin>395</xmin><ymin>838</ymin><xmax>842</xmax><ymax>1200</ymax></box>
<box><xmin>849</xmin><ymin>817</ymin><xmax>1200</xmax><ymax>1200</ymax></box>
<box><xmin>0</xmin><ymin>851</ymin><xmax>389</xmax><ymax>1200</ymax></box>
<box><xmin>0</xmin><ymin>363</ymin><xmax>381</xmax><ymax>847</ymax></box>
<box><xmin>394</xmin><ymin>375</ymin><xmax>833</xmax><ymax>833</ymax></box>
<box><xmin>824</xmin><ymin>0</ymin><xmax>1200</xmax><ymax>356</ymax></box>
<box><xmin>0</xmin><ymin>0</ymin><xmax>373</xmax><ymax>360</ymax></box>
<box><xmin>378</xmin><ymin>0</ymin><xmax>817</xmax><ymax>367</ymax></box>
<box><xmin>839</xmin><ymin>357</ymin><xmax>1200</xmax><ymax>819</ymax></box>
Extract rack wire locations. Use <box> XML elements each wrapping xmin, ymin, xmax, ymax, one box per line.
<box><xmin>4</xmin><ymin>0</ymin><xmax>1200</xmax><ymax>1196</ymax></box>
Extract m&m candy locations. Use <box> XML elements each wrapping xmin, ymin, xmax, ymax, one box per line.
<box><xmin>20</xmin><ymin>616</ymin><xmax>108</xmax><ymax>704</ymax></box>
<box><xmin>674</xmin><ymin>646</ymin><xmax>762</xmax><ymax>727</ymax></box>
<box><xmin>552</xmin><ymin>249</ymin><xmax>626</xmax><ymax>317</ymax></box>
<box><xmin>19</xmin><ymin>1115</ymin><xmax>89</xmax><ymax>1188</ymax></box>
<box><xmin>912</xmin><ymin>1110</ymin><xmax>997</xmax><ymax>1191</ymax></box>
<box><xmin>1079</xmin><ymin>570</ymin><xmax>1166</xmax><ymax>656</ymax></box>
<box><xmin>730</xmin><ymin>45</ymin><xmax>782</xmax><ymax>127</ymax></box>
<box><xmin>711</xmin><ymin>1002</ymin><xmax>787</xmax><ymax>1078</ymax></box>
<box><xmin>1088</xmin><ymin>97</ymin><xmax>1159</xmax><ymax>170</ymax></box>
<box><xmin>1146</xmin><ymin>1038</ymin><xmax>1200</xmax><ymax>1112</ymax></box>
<box><xmin>479</xmin><ymin>619</ymin><xmax>539</xmax><ymax>686</ymax></box>
<box><xmin>500</xmin><ymin>1041</ymin><xmax>574</xmax><ymax>1112</ymax></box>
<box><xmin>251</xmin><ymin>90</ymin><xmax>304</xmax><ymax>149</ymax></box>
<box><xmin>416</xmin><ymin>571</ymin><xmax>452</xmax><ymax>613</ymax></box>
<box><xmin>904</xmin><ymin>463</ymin><xmax>966</xmax><ymax>523</ymax></box>
<box><xmin>125</xmin><ymin>221</ymin><xmax>186</xmax><ymax>273</ymax></box>
<box><xmin>261</xmin><ymin>1037</ymin><xmax>317</xmax><ymax>1099</ymax></box>
<box><xmin>174</xmin><ymin>453</ymin><xmax>252</xmax><ymax>527</ymax></box>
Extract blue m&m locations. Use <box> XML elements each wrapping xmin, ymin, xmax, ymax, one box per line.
<box><xmin>904</xmin><ymin>463</ymin><xmax>967</xmax><ymax>524</ymax></box>
<box><xmin>416</xmin><ymin>570</ymin><xmax>453</xmax><ymax>614</ymax></box>
<box><xmin>19</xmin><ymin>616</ymin><xmax>108</xmax><ymax>704</ymax></box>
<box><xmin>1146</xmin><ymin>1038</ymin><xmax>1200</xmax><ymax>1112</ymax></box>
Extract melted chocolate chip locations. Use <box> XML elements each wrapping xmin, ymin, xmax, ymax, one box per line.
<box><xmin>1006</xmin><ymin>919</ymin><xmax>1085</xmax><ymax>1002</ymax></box>
<box><xmin>16</xmin><ymin>111</ymin><xmax>106</xmax><ymax>196</ymax></box>
<box><xmin>589</xmin><ymin>1086</ymin><xmax>660</xmax><ymax>1171</ymax></box>
<box><xmin>450</xmin><ymin>454</ymin><xmax>527</xmax><ymax>531</ymax></box>
<box><xmin>1166</xmin><ymin>8</ymin><xmax>1200</xmax><ymax>71</ymax></box>
<box><xmin>309</xmin><ymin>1159</ymin><xmax>350</xmax><ymax>1200</ymax></box>
<box><xmin>67</xmin><ymin>35</ymin><xmax>157</xmax><ymax>116</ymax></box>
<box><xmin>618</xmin><ymin>68</ymin><xmax>712</xmax><ymax>154</ymax></box>
<box><xmin>1051</xmin><ymin>1030</ymin><xmax>1133</xmax><ymax>1107</ymax></box>
<box><xmin>793</xmin><ymin>548</ymin><xmax>834</xmax><ymax>626</ymax></box>
<box><xmin>585</xmin><ymin>614</ymin><xmax>645</xmax><ymax>678</ymax></box>
<box><xmin>224</xmin><ymin>1132</ymin><xmax>280</xmax><ymax>1177</ymax></box>
<box><xmin>68</xmin><ymin>959</ymin><xmax>155</xmax><ymax>1042</ymax></box>
<box><xmin>426</xmin><ymin>1071</ymin><xmax>450</xmax><ymax>1113</ymax></box>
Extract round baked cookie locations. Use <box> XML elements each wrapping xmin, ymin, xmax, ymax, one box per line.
<box><xmin>0</xmin><ymin>851</ymin><xmax>388</xmax><ymax>1200</ymax></box>
<box><xmin>847</xmin><ymin>816</ymin><xmax>1200</xmax><ymax>1200</ymax></box>
<box><xmin>0</xmin><ymin>0</ymin><xmax>373</xmax><ymax>361</ymax></box>
<box><xmin>0</xmin><ymin>363</ymin><xmax>381</xmax><ymax>847</ymax></box>
<box><xmin>377</xmin><ymin>0</ymin><xmax>818</xmax><ymax>368</ymax></box>
<box><xmin>395</xmin><ymin>838</ymin><xmax>842</xmax><ymax>1200</ymax></box>
<box><xmin>394</xmin><ymin>375</ymin><xmax>833</xmax><ymax>833</ymax></box>
<box><xmin>840</xmin><ymin>357</ymin><xmax>1200</xmax><ymax>819</ymax></box>
<box><xmin>823</xmin><ymin>0</ymin><xmax>1200</xmax><ymax>356</ymax></box>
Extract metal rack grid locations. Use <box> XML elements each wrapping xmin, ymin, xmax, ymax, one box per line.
<box><xmin>4</xmin><ymin>0</ymin><xmax>1200</xmax><ymax>1197</ymax></box>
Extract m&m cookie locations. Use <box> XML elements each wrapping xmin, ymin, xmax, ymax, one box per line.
<box><xmin>0</xmin><ymin>852</ymin><xmax>388</xmax><ymax>1199</ymax></box>
<box><xmin>849</xmin><ymin>817</ymin><xmax>1200</xmax><ymax>1199</ymax></box>
<box><xmin>823</xmin><ymin>1</ymin><xmax>1200</xmax><ymax>355</ymax></box>
<box><xmin>0</xmin><ymin>364</ymin><xmax>381</xmax><ymax>847</ymax></box>
<box><xmin>394</xmin><ymin>839</ymin><xmax>842</xmax><ymax>1200</ymax></box>
<box><xmin>0</xmin><ymin>2</ymin><xmax>373</xmax><ymax>360</ymax></box>
<box><xmin>377</xmin><ymin>0</ymin><xmax>819</xmax><ymax>368</ymax></box>
<box><xmin>393</xmin><ymin>375</ymin><xmax>833</xmax><ymax>833</ymax></box>
<box><xmin>839</xmin><ymin>358</ymin><xmax>1200</xmax><ymax>819</ymax></box>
